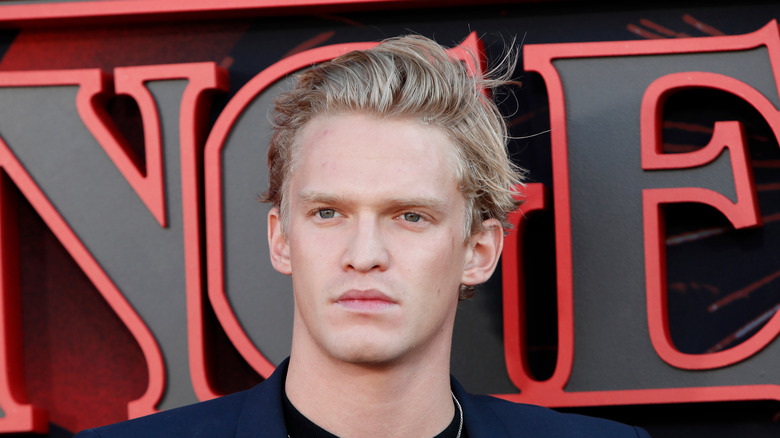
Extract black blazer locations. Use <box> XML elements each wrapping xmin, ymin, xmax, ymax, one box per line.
<box><xmin>76</xmin><ymin>359</ymin><xmax>650</xmax><ymax>437</ymax></box>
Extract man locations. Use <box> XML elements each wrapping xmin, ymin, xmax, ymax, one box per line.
<box><xmin>76</xmin><ymin>35</ymin><xmax>650</xmax><ymax>437</ymax></box>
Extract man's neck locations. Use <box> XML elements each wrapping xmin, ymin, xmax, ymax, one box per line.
<box><xmin>284</xmin><ymin>344</ymin><xmax>455</xmax><ymax>438</ymax></box>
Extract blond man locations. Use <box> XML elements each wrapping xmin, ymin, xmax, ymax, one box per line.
<box><xmin>77</xmin><ymin>35</ymin><xmax>650</xmax><ymax>438</ymax></box>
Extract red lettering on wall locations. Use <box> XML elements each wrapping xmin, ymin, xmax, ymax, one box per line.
<box><xmin>514</xmin><ymin>19</ymin><xmax>780</xmax><ymax>407</ymax></box>
<box><xmin>642</xmin><ymin>73</ymin><xmax>771</xmax><ymax>370</ymax></box>
<box><xmin>0</xmin><ymin>64</ymin><xmax>227</xmax><ymax>432</ymax></box>
<box><xmin>501</xmin><ymin>183</ymin><xmax>549</xmax><ymax>391</ymax></box>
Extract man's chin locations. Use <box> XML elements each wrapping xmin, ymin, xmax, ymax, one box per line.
<box><xmin>328</xmin><ymin>344</ymin><xmax>408</xmax><ymax>368</ymax></box>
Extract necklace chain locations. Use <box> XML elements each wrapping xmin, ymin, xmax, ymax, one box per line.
<box><xmin>452</xmin><ymin>390</ymin><xmax>464</xmax><ymax>438</ymax></box>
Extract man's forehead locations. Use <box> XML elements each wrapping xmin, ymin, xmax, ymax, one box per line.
<box><xmin>293</xmin><ymin>113</ymin><xmax>461</xmax><ymax>173</ymax></box>
<box><xmin>287</xmin><ymin>113</ymin><xmax>465</xmax><ymax>206</ymax></box>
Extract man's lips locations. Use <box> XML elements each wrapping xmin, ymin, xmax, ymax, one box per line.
<box><xmin>335</xmin><ymin>289</ymin><xmax>397</xmax><ymax>311</ymax></box>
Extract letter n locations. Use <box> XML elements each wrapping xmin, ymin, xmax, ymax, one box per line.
<box><xmin>0</xmin><ymin>63</ymin><xmax>227</xmax><ymax>432</ymax></box>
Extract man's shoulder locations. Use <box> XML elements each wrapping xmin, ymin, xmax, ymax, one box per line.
<box><xmin>465</xmin><ymin>394</ymin><xmax>650</xmax><ymax>437</ymax></box>
<box><xmin>74</xmin><ymin>388</ymin><xmax>253</xmax><ymax>438</ymax></box>
<box><xmin>76</xmin><ymin>359</ymin><xmax>290</xmax><ymax>438</ymax></box>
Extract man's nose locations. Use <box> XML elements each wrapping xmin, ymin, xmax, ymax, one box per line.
<box><xmin>342</xmin><ymin>217</ymin><xmax>390</xmax><ymax>272</ymax></box>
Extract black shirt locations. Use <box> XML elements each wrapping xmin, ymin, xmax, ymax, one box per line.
<box><xmin>283</xmin><ymin>390</ymin><xmax>466</xmax><ymax>438</ymax></box>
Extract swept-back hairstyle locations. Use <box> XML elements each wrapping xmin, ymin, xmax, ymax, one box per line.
<box><xmin>260</xmin><ymin>34</ymin><xmax>525</xmax><ymax>298</ymax></box>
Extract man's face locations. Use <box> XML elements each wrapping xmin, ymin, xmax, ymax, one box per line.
<box><xmin>268</xmin><ymin>113</ymin><xmax>499</xmax><ymax>366</ymax></box>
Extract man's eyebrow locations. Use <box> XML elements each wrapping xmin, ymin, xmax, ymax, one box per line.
<box><xmin>298</xmin><ymin>191</ymin><xmax>346</xmax><ymax>206</ymax></box>
<box><xmin>297</xmin><ymin>190</ymin><xmax>448</xmax><ymax>212</ymax></box>
<box><xmin>387</xmin><ymin>197</ymin><xmax>448</xmax><ymax>213</ymax></box>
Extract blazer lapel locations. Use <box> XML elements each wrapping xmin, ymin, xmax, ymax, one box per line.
<box><xmin>451</xmin><ymin>376</ymin><xmax>511</xmax><ymax>438</ymax></box>
<box><xmin>236</xmin><ymin>358</ymin><xmax>290</xmax><ymax>438</ymax></box>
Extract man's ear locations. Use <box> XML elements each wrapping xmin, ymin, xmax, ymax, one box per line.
<box><xmin>268</xmin><ymin>207</ymin><xmax>292</xmax><ymax>275</ymax></box>
<box><xmin>461</xmin><ymin>218</ymin><xmax>504</xmax><ymax>286</ymax></box>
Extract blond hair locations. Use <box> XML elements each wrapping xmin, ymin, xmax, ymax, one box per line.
<box><xmin>261</xmin><ymin>35</ymin><xmax>525</xmax><ymax>298</ymax></box>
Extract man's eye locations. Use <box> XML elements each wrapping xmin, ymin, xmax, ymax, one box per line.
<box><xmin>402</xmin><ymin>212</ymin><xmax>422</xmax><ymax>222</ymax></box>
<box><xmin>317</xmin><ymin>209</ymin><xmax>336</xmax><ymax>219</ymax></box>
